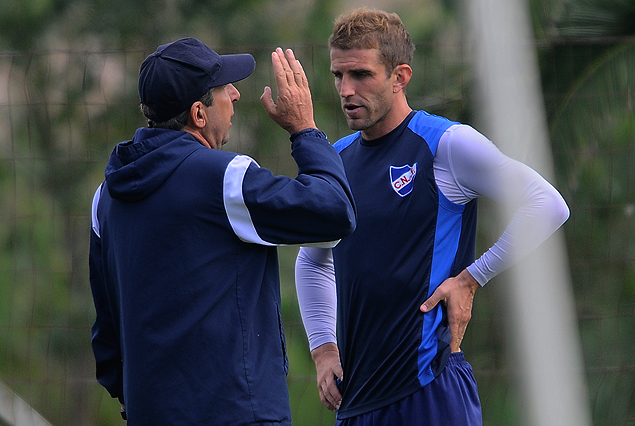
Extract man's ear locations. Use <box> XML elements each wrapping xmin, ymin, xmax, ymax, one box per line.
<box><xmin>188</xmin><ymin>101</ymin><xmax>207</xmax><ymax>129</ymax></box>
<box><xmin>392</xmin><ymin>64</ymin><xmax>412</xmax><ymax>93</ymax></box>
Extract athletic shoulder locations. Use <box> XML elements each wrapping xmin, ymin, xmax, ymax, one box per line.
<box><xmin>407</xmin><ymin>110</ymin><xmax>460</xmax><ymax>156</ymax></box>
<box><xmin>333</xmin><ymin>132</ymin><xmax>361</xmax><ymax>153</ymax></box>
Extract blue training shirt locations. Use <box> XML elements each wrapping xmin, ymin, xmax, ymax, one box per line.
<box><xmin>332</xmin><ymin>110</ymin><xmax>478</xmax><ymax>418</ymax></box>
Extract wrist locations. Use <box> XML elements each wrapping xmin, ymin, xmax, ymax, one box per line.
<box><xmin>311</xmin><ymin>342</ymin><xmax>339</xmax><ymax>363</ymax></box>
<box><xmin>458</xmin><ymin>269</ymin><xmax>480</xmax><ymax>291</ymax></box>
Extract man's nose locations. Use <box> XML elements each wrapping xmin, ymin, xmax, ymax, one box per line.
<box><xmin>229</xmin><ymin>83</ymin><xmax>241</xmax><ymax>101</ymax></box>
<box><xmin>338</xmin><ymin>76</ymin><xmax>355</xmax><ymax>98</ymax></box>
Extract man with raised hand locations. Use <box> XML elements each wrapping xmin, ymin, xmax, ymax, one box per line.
<box><xmin>89</xmin><ymin>38</ymin><xmax>356</xmax><ymax>425</ymax></box>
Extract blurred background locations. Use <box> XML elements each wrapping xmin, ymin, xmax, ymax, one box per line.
<box><xmin>0</xmin><ymin>0</ymin><xmax>633</xmax><ymax>424</ymax></box>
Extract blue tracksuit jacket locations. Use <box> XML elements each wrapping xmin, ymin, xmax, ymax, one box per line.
<box><xmin>89</xmin><ymin>127</ymin><xmax>356</xmax><ymax>425</ymax></box>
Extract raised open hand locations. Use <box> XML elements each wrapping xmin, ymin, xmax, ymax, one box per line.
<box><xmin>260</xmin><ymin>48</ymin><xmax>316</xmax><ymax>134</ymax></box>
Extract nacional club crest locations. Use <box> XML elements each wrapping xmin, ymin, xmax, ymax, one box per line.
<box><xmin>390</xmin><ymin>163</ymin><xmax>418</xmax><ymax>197</ymax></box>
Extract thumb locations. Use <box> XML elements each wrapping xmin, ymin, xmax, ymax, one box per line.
<box><xmin>260</xmin><ymin>86</ymin><xmax>275</xmax><ymax>114</ymax></box>
<box><xmin>420</xmin><ymin>293</ymin><xmax>441</xmax><ymax>313</ymax></box>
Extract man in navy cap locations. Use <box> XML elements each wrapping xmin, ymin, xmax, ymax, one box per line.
<box><xmin>89</xmin><ymin>38</ymin><xmax>356</xmax><ymax>425</ymax></box>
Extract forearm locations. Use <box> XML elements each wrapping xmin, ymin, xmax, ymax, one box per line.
<box><xmin>225</xmin><ymin>132</ymin><xmax>356</xmax><ymax>246</ymax></box>
<box><xmin>295</xmin><ymin>247</ymin><xmax>337</xmax><ymax>350</ymax></box>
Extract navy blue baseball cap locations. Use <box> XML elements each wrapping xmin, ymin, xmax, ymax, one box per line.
<box><xmin>138</xmin><ymin>37</ymin><xmax>255</xmax><ymax>122</ymax></box>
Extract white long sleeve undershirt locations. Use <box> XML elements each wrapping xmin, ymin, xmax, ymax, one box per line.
<box><xmin>295</xmin><ymin>124</ymin><xmax>570</xmax><ymax>350</ymax></box>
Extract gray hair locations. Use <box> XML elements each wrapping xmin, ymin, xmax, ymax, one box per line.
<box><xmin>141</xmin><ymin>88</ymin><xmax>215</xmax><ymax>130</ymax></box>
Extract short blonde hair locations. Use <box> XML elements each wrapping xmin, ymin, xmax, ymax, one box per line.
<box><xmin>329</xmin><ymin>8</ymin><xmax>415</xmax><ymax>74</ymax></box>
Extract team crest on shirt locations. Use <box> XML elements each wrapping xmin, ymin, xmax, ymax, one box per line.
<box><xmin>390</xmin><ymin>163</ymin><xmax>418</xmax><ymax>197</ymax></box>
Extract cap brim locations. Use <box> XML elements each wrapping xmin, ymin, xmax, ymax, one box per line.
<box><xmin>214</xmin><ymin>54</ymin><xmax>256</xmax><ymax>87</ymax></box>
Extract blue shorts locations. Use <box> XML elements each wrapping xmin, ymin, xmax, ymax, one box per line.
<box><xmin>335</xmin><ymin>352</ymin><xmax>482</xmax><ymax>426</ymax></box>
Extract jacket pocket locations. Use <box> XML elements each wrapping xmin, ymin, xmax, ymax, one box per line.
<box><xmin>276</xmin><ymin>303</ymin><xmax>289</xmax><ymax>374</ymax></box>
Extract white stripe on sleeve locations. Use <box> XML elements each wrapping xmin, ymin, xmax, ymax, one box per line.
<box><xmin>223</xmin><ymin>155</ymin><xmax>276</xmax><ymax>246</ymax></box>
<box><xmin>91</xmin><ymin>183</ymin><xmax>103</xmax><ymax>238</ymax></box>
<box><xmin>223</xmin><ymin>154</ymin><xmax>344</xmax><ymax>248</ymax></box>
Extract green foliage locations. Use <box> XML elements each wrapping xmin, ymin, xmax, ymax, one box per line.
<box><xmin>556</xmin><ymin>0</ymin><xmax>635</xmax><ymax>38</ymax></box>
<box><xmin>0</xmin><ymin>0</ymin><xmax>58</xmax><ymax>49</ymax></box>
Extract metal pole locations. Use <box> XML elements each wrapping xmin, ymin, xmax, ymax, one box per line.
<box><xmin>0</xmin><ymin>381</ymin><xmax>53</xmax><ymax>426</ymax></box>
<box><xmin>462</xmin><ymin>0</ymin><xmax>592</xmax><ymax>425</ymax></box>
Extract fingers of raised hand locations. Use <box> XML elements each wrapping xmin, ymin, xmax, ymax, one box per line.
<box><xmin>284</xmin><ymin>49</ymin><xmax>308</xmax><ymax>87</ymax></box>
<box><xmin>273</xmin><ymin>48</ymin><xmax>305</xmax><ymax>87</ymax></box>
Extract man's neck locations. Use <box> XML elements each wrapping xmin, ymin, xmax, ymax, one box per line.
<box><xmin>361</xmin><ymin>101</ymin><xmax>412</xmax><ymax>141</ymax></box>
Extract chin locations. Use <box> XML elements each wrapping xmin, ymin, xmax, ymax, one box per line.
<box><xmin>347</xmin><ymin>119</ymin><xmax>370</xmax><ymax>132</ymax></box>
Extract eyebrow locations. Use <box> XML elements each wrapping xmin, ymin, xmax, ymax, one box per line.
<box><xmin>331</xmin><ymin>67</ymin><xmax>375</xmax><ymax>75</ymax></box>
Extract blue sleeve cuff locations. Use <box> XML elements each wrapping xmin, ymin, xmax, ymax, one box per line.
<box><xmin>290</xmin><ymin>128</ymin><xmax>328</xmax><ymax>143</ymax></box>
